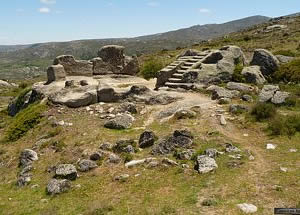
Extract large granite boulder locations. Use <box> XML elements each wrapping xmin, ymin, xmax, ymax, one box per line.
<box><xmin>98</xmin><ymin>45</ymin><xmax>125</xmax><ymax>68</ymax></box>
<box><xmin>53</xmin><ymin>55</ymin><xmax>93</xmax><ymax>76</ymax></box>
<box><xmin>122</xmin><ymin>56</ymin><xmax>140</xmax><ymax>76</ymax></box>
<box><xmin>226</xmin><ymin>82</ymin><xmax>255</xmax><ymax>93</ymax></box>
<box><xmin>207</xmin><ymin>85</ymin><xmax>240</xmax><ymax>100</ymax></box>
<box><xmin>241</xmin><ymin>66</ymin><xmax>266</xmax><ymax>85</ymax></box>
<box><xmin>47</xmin><ymin>64</ymin><xmax>66</xmax><ymax>84</ymax></box>
<box><xmin>91</xmin><ymin>57</ymin><xmax>114</xmax><ymax>75</ymax></box>
<box><xmin>49</xmin><ymin>85</ymin><xmax>97</xmax><ymax>108</ymax></box>
<box><xmin>250</xmin><ymin>49</ymin><xmax>279</xmax><ymax>76</ymax></box>
<box><xmin>271</xmin><ymin>91</ymin><xmax>290</xmax><ymax>104</ymax></box>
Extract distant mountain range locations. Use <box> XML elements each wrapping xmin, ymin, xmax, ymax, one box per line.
<box><xmin>0</xmin><ymin>15</ymin><xmax>270</xmax><ymax>60</ymax></box>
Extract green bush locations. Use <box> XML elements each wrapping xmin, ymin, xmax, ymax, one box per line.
<box><xmin>273</xmin><ymin>50</ymin><xmax>296</xmax><ymax>57</ymax></box>
<box><xmin>140</xmin><ymin>58</ymin><xmax>164</xmax><ymax>80</ymax></box>
<box><xmin>251</xmin><ymin>103</ymin><xmax>277</xmax><ymax>121</ymax></box>
<box><xmin>5</xmin><ymin>103</ymin><xmax>47</xmax><ymax>142</ymax></box>
<box><xmin>232</xmin><ymin>63</ymin><xmax>245</xmax><ymax>82</ymax></box>
<box><xmin>274</xmin><ymin>58</ymin><xmax>300</xmax><ymax>83</ymax></box>
<box><xmin>14</xmin><ymin>88</ymin><xmax>32</xmax><ymax>111</ymax></box>
<box><xmin>269</xmin><ymin>114</ymin><xmax>300</xmax><ymax>136</ymax></box>
<box><xmin>122</xmin><ymin>153</ymin><xmax>133</xmax><ymax>163</ymax></box>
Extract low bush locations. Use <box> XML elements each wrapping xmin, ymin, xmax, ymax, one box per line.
<box><xmin>5</xmin><ymin>103</ymin><xmax>47</xmax><ymax>142</ymax></box>
<box><xmin>273</xmin><ymin>50</ymin><xmax>296</xmax><ymax>57</ymax></box>
<box><xmin>232</xmin><ymin>63</ymin><xmax>245</xmax><ymax>82</ymax></box>
<box><xmin>269</xmin><ymin>114</ymin><xmax>300</xmax><ymax>136</ymax></box>
<box><xmin>140</xmin><ymin>58</ymin><xmax>164</xmax><ymax>80</ymax></box>
<box><xmin>251</xmin><ymin>103</ymin><xmax>277</xmax><ymax>121</ymax></box>
<box><xmin>274</xmin><ymin>58</ymin><xmax>300</xmax><ymax>83</ymax></box>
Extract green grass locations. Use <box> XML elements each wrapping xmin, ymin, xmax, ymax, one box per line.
<box><xmin>4</xmin><ymin>103</ymin><xmax>47</xmax><ymax>142</ymax></box>
<box><xmin>274</xmin><ymin>58</ymin><xmax>300</xmax><ymax>83</ymax></box>
<box><xmin>140</xmin><ymin>57</ymin><xmax>164</xmax><ymax>80</ymax></box>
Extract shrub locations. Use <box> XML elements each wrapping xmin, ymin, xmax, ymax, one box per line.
<box><xmin>243</xmin><ymin>35</ymin><xmax>251</xmax><ymax>41</ymax></box>
<box><xmin>140</xmin><ymin>58</ymin><xmax>164</xmax><ymax>80</ymax></box>
<box><xmin>274</xmin><ymin>58</ymin><xmax>300</xmax><ymax>83</ymax></box>
<box><xmin>273</xmin><ymin>50</ymin><xmax>296</xmax><ymax>57</ymax></box>
<box><xmin>284</xmin><ymin>96</ymin><xmax>298</xmax><ymax>107</ymax></box>
<box><xmin>232</xmin><ymin>63</ymin><xmax>245</xmax><ymax>82</ymax></box>
<box><xmin>5</xmin><ymin>103</ymin><xmax>47</xmax><ymax>142</ymax></box>
<box><xmin>251</xmin><ymin>103</ymin><xmax>277</xmax><ymax>121</ymax></box>
<box><xmin>269</xmin><ymin>114</ymin><xmax>300</xmax><ymax>136</ymax></box>
<box><xmin>14</xmin><ymin>88</ymin><xmax>32</xmax><ymax>111</ymax></box>
<box><xmin>122</xmin><ymin>153</ymin><xmax>133</xmax><ymax>163</ymax></box>
<box><xmin>18</xmin><ymin>82</ymin><xmax>29</xmax><ymax>89</ymax></box>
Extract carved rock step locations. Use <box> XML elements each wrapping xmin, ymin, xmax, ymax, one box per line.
<box><xmin>184</xmin><ymin>62</ymin><xmax>195</xmax><ymax>66</ymax></box>
<box><xmin>172</xmin><ymin>73</ymin><xmax>184</xmax><ymax>78</ymax></box>
<box><xmin>180</xmin><ymin>66</ymin><xmax>191</xmax><ymax>70</ymax></box>
<box><xmin>165</xmin><ymin>82</ymin><xmax>194</xmax><ymax>90</ymax></box>
<box><xmin>168</xmin><ymin>78</ymin><xmax>184</xmax><ymax>83</ymax></box>
<box><xmin>177</xmin><ymin>70</ymin><xmax>189</xmax><ymax>74</ymax></box>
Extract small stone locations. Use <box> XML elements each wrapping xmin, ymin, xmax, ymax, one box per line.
<box><xmin>55</xmin><ymin>164</ymin><xmax>77</xmax><ymax>180</ymax></box>
<box><xmin>237</xmin><ymin>203</ymin><xmax>257</xmax><ymax>214</ymax></box>
<box><xmin>243</xmin><ymin>133</ymin><xmax>249</xmax><ymax>137</ymax></box>
<box><xmin>220</xmin><ymin>115</ymin><xmax>227</xmax><ymax>126</ymax></box>
<box><xmin>46</xmin><ymin>179</ymin><xmax>71</xmax><ymax>195</ymax></box>
<box><xmin>41</xmin><ymin>199</ymin><xmax>48</xmax><ymax>203</ymax></box>
<box><xmin>182</xmin><ymin>164</ymin><xmax>189</xmax><ymax>169</ymax></box>
<box><xmin>249</xmin><ymin>155</ymin><xmax>255</xmax><ymax>161</ymax></box>
<box><xmin>225</xmin><ymin>143</ymin><xmax>241</xmax><ymax>153</ymax></box>
<box><xmin>31</xmin><ymin>184</ymin><xmax>39</xmax><ymax>189</ymax></box>
<box><xmin>280</xmin><ymin>167</ymin><xmax>288</xmax><ymax>172</ymax></box>
<box><xmin>114</xmin><ymin>174</ymin><xmax>129</xmax><ymax>182</ymax></box>
<box><xmin>195</xmin><ymin>155</ymin><xmax>218</xmax><ymax>174</ymax></box>
<box><xmin>90</xmin><ymin>152</ymin><xmax>103</xmax><ymax>161</ymax></box>
<box><xmin>162</xmin><ymin>158</ymin><xmax>179</xmax><ymax>166</ymax></box>
<box><xmin>266</xmin><ymin>144</ymin><xmax>276</xmax><ymax>150</ymax></box>
<box><xmin>147</xmin><ymin>161</ymin><xmax>159</xmax><ymax>168</ymax></box>
<box><xmin>108</xmin><ymin>153</ymin><xmax>121</xmax><ymax>164</ymax></box>
<box><xmin>19</xmin><ymin>149</ymin><xmax>38</xmax><ymax>167</ymax></box>
<box><xmin>289</xmin><ymin>148</ymin><xmax>297</xmax><ymax>153</ymax></box>
<box><xmin>78</xmin><ymin>159</ymin><xmax>97</xmax><ymax>172</ymax></box>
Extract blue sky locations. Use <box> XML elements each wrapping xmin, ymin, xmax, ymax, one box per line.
<box><xmin>0</xmin><ymin>0</ymin><xmax>299</xmax><ymax>45</ymax></box>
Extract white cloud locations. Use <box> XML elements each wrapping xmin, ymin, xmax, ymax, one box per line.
<box><xmin>40</xmin><ymin>0</ymin><xmax>56</xmax><ymax>4</ymax></box>
<box><xmin>147</xmin><ymin>2</ymin><xmax>159</xmax><ymax>7</ymax></box>
<box><xmin>39</xmin><ymin>7</ymin><xmax>50</xmax><ymax>13</ymax></box>
<box><xmin>199</xmin><ymin>8</ymin><xmax>211</xmax><ymax>13</ymax></box>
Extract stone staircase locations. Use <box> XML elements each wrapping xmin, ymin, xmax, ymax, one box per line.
<box><xmin>158</xmin><ymin>54</ymin><xmax>208</xmax><ymax>90</ymax></box>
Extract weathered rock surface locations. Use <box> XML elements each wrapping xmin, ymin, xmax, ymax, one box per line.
<box><xmin>113</xmin><ymin>139</ymin><xmax>135</xmax><ymax>153</ymax></box>
<box><xmin>0</xmin><ymin>80</ymin><xmax>12</xmax><ymax>87</ymax></box>
<box><xmin>174</xmin><ymin>108</ymin><xmax>197</xmax><ymax>120</ymax></box>
<box><xmin>152</xmin><ymin>130</ymin><xmax>193</xmax><ymax>155</ymax></box>
<box><xmin>119</xmin><ymin>102</ymin><xmax>137</xmax><ymax>114</ymax></box>
<box><xmin>250</xmin><ymin>49</ymin><xmax>279</xmax><ymax>76</ymax></box>
<box><xmin>55</xmin><ymin>164</ymin><xmax>77</xmax><ymax>180</ymax></box>
<box><xmin>78</xmin><ymin>159</ymin><xmax>98</xmax><ymax>172</ymax></box>
<box><xmin>19</xmin><ymin>149</ymin><xmax>38</xmax><ymax>167</ymax></box>
<box><xmin>104</xmin><ymin>114</ymin><xmax>134</xmax><ymax>129</ymax></box>
<box><xmin>54</xmin><ymin>55</ymin><xmax>93</xmax><ymax>76</ymax></box>
<box><xmin>47</xmin><ymin>64</ymin><xmax>66</xmax><ymax>84</ymax></box>
<box><xmin>258</xmin><ymin>85</ymin><xmax>280</xmax><ymax>102</ymax></box>
<box><xmin>276</xmin><ymin>55</ymin><xmax>294</xmax><ymax>64</ymax></box>
<box><xmin>17</xmin><ymin>165</ymin><xmax>33</xmax><ymax>187</ymax></box>
<box><xmin>271</xmin><ymin>91</ymin><xmax>290</xmax><ymax>104</ymax></box>
<box><xmin>107</xmin><ymin>153</ymin><xmax>121</xmax><ymax>164</ymax></box>
<box><xmin>226</xmin><ymin>82</ymin><xmax>254</xmax><ymax>93</ymax></box>
<box><xmin>237</xmin><ymin>203</ymin><xmax>258</xmax><ymax>214</ymax></box>
<box><xmin>175</xmin><ymin>149</ymin><xmax>195</xmax><ymax>160</ymax></box>
<box><xmin>241</xmin><ymin>66</ymin><xmax>266</xmax><ymax>85</ymax></box>
<box><xmin>47</xmin><ymin>179</ymin><xmax>71</xmax><ymax>195</ymax></box>
<box><xmin>139</xmin><ymin>131</ymin><xmax>157</xmax><ymax>148</ymax></box>
<box><xmin>229</xmin><ymin>104</ymin><xmax>249</xmax><ymax>114</ymax></box>
<box><xmin>242</xmin><ymin>94</ymin><xmax>253</xmax><ymax>102</ymax></box>
<box><xmin>50</xmin><ymin>85</ymin><xmax>97</xmax><ymax>108</ymax></box>
<box><xmin>207</xmin><ymin>85</ymin><xmax>240</xmax><ymax>100</ymax></box>
<box><xmin>195</xmin><ymin>155</ymin><xmax>218</xmax><ymax>174</ymax></box>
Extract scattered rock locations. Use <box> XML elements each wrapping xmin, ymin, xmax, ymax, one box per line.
<box><xmin>271</xmin><ymin>91</ymin><xmax>290</xmax><ymax>105</ymax></box>
<box><xmin>113</xmin><ymin>139</ymin><xmax>135</xmax><ymax>153</ymax></box>
<box><xmin>108</xmin><ymin>153</ymin><xmax>121</xmax><ymax>164</ymax></box>
<box><xmin>280</xmin><ymin>167</ymin><xmax>288</xmax><ymax>173</ymax></box>
<box><xmin>0</xmin><ymin>80</ymin><xmax>12</xmax><ymax>87</ymax></box>
<box><xmin>147</xmin><ymin>161</ymin><xmax>160</xmax><ymax>168</ymax></box>
<box><xmin>229</xmin><ymin>104</ymin><xmax>248</xmax><ymax>114</ymax></box>
<box><xmin>162</xmin><ymin>158</ymin><xmax>179</xmax><ymax>166</ymax></box>
<box><xmin>55</xmin><ymin>164</ymin><xmax>77</xmax><ymax>180</ymax></box>
<box><xmin>225</xmin><ymin>143</ymin><xmax>241</xmax><ymax>153</ymax></box>
<box><xmin>208</xmin><ymin>86</ymin><xmax>240</xmax><ymax>100</ymax></box>
<box><xmin>258</xmin><ymin>85</ymin><xmax>279</xmax><ymax>102</ymax></box>
<box><xmin>242</xmin><ymin>94</ymin><xmax>253</xmax><ymax>102</ymax></box>
<box><xmin>99</xmin><ymin>143</ymin><xmax>113</xmax><ymax>151</ymax></box>
<box><xmin>119</xmin><ymin>102</ymin><xmax>137</xmax><ymax>114</ymax></box>
<box><xmin>125</xmin><ymin>159</ymin><xmax>146</xmax><ymax>168</ymax></box>
<box><xmin>226</xmin><ymin>82</ymin><xmax>254</xmax><ymax>93</ymax></box>
<box><xmin>152</xmin><ymin>130</ymin><xmax>193</xmax><ymax>155</ymax></box>
<box><xmin>139</xmin><ymin>131</ymin><xmax>157</xmax><ymax>148</ymax></box>
<box><xmin>175</xmin><ymin>149</ymin><xmax>195</xmax><ymax>160</ymax></box>
<box><xmin>195</xmin><ymin>155</ymin><xmax>218</xmax><ymax>174</ymax></box>
<box><xmin>90</xmin><ymin>152</ymin><xmax>104</xmax><ymax>161</ymax></box>
<box><xmin>241</xmin><ymin>66</ymin><xmax>266</xmax><ymax>85</ymax></box>
<box><xmin>250</xmin><ymin>49</ymin><xmax>279</xmax><ymax>76</ymax></box>
<box><xmin>78</xmin><ymin>159</ymin><xmax>98</xmax><ymax>172</ymax></box>
<box><xmin>237</xmin><ymin>203</ymin><xmax>258</xmax><ymax>214</ymax></box>
<box><xmin>146</xmin><ymin>94</ymin><xmax>178</xmax><ymax>105</ymax></box>
<box><xmin>17</xmin><ymin>165</ymin><xmax>33</xmax><ymax>187</ymax></box>
<box><xmin>289</xmin><ymin>148</ymin><xmax>298</xmax><ymax>153</ymax></box>
<box><xmin>219</xmin><ymin>115</ymin><xmax>227</xmax><ymax>126</ymax></box>
<box><xmin>205</xmin><ymin>148</ymin><xmax>223</xmax><ymax>158</ymax></box>
<box><xmin>266</xmin><ymin>144</ymin><xmax>276</xmax><ymax>150</ymax></box>
<box><xmin>19</xmin><ymin>149</ymin><xmax>38</xmax><ymax>168</ymax></box>
<box><xmin>46</xmin><ymin>179</ymin><xmax>71</xmax><ymax>195</ymax></box>
<box><xmin>114</xmin><ymin>174</ymin><xmax>130</xmax><ymax>182</ymax></box>
<box><xmin>104</xmin><ymin>114</ymin><xmax>134</xmax><ymax>129</ymax></box>
<box><xmin>174</xmin><ymin>108</ymin><xmax>196</xmax><ymax>120</ymax></box>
